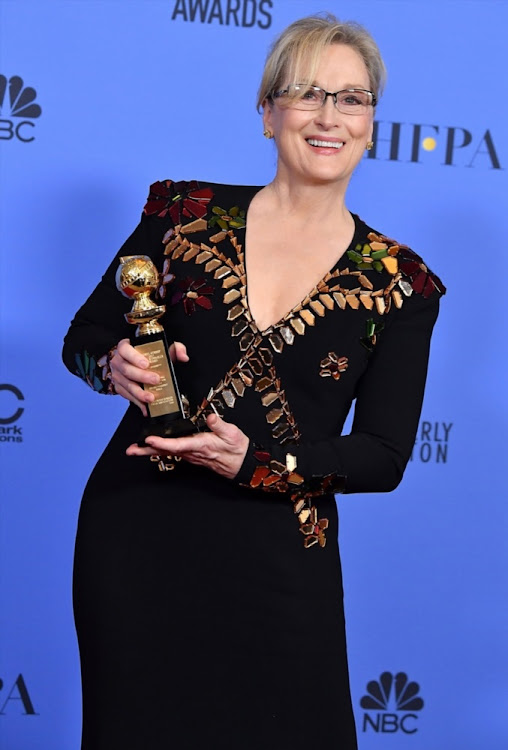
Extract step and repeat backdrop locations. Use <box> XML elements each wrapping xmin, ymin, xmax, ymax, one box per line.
<box><xmin>1</xmin><ymin>0</ymin><xmax>506</xmax><ymax>748</ymax></box>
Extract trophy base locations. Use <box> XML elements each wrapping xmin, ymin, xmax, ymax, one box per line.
<box><xmin>138</xmin><ymin>417</ymin><xmax>197</xmax><ymax>446</ymax></box>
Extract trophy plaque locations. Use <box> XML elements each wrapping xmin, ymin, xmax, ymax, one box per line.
<box><xmin>116</xmin><ymin>255</ymin><xmax>197</xmax><ymax>443</ymax></box>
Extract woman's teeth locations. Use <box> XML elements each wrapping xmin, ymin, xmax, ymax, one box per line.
<box><xmin>306</xmin><ymin>139</ymin><xmax>344</xmax><ymax>149</ymax></box>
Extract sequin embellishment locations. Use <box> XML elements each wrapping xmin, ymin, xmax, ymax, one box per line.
<box><xmin>320</xmin><ymin>353</ymin><xmax>349</xmax><ymax>380</ymax></box>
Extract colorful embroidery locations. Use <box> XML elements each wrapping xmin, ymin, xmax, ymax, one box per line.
<box><xmin>143</xmin><ymin>180</ymin><xmax>214</xmax><ymax>224</ymax></box>
<box><xmin>320</xmin><ymin>353</ymin><xmax>349</xmax><ymax>380</ymax></box>
<box><xmin>143</xmin><ymin>180</ymin><xmax>445</xmax><ymax>547</ymax></box>
<box><xmin>171</xmin><ymin>276</ymin><xmax>214</xmax><ymax>315</ymax></box>
<box><xmin>245</xmin><ymin>450</ymin><xmax>346</xmax><ymax>549</ymax></box>
<box><xmin>347</xmin><ymin>231</ymin><xmax>446</xmax><ymax>300</ymax></box>
<box><xmin>208</xmin><ymin>205</ymin><xmax>246</xmax><ymax>230</ymax></box>
<box><xmin>361</xmin><ymin>318</ymin><xmax>385</xmax><ymax>352</ymax></box>
<box><xmin>75</xmin><ymin>349</ymin><xmax>115</xmax><ymax>394</ymax></box>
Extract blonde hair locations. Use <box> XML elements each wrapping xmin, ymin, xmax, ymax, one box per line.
<box><xmin>257</xmin><ymin>13</ymin><xmax>386</xmax><ymax>111</ymax></box>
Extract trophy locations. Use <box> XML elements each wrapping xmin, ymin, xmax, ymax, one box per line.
<box><xmin>116</xmin><ymin>255</ymin><xmax>197</xmax><ymax>443</ymax></box>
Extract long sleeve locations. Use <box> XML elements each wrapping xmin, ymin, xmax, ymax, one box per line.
<box><xmin>62</xmin><ymin>211</ymin><xmax>171</xmax><ymax>393</ymax></box>
<box><xmin>236</xmin><ymin>289</ymin><xmax>441</xmax><ymax>495</ymax></box>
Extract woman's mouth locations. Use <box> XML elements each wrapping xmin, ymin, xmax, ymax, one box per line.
<box><xmin>306</xmin><ymin>138</ymin><xmax>345</xmax><ymax>150</ymax></box>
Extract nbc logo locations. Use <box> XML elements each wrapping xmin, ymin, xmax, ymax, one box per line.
<box><xmin>0</xmin><ymin>75</ymin><xmax>42</xmax><ymax>143</ymax></box>
<box><xmin>360</xmin><ymin>671</ymin><xmax>424</xmax><ymax>734</ymax></box>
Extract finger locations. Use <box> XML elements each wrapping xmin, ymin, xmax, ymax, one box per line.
<box><xmin>114</xmin><ymin>383</ymin><xmax>148</xmax><ymax>416</ymax></box>
<box><xmin>206</xmin><ymin>413</ymin><xmax>239</xmax><ymax>443</ymax></box>
<box><xmin>126</xmin><ymin>442</ymin><xmax>158</xmax><ymax>456</ymax></box>
<box><xmin>116</xmin><ymin>338</ymin><xmax>150</xmax><ymax>369</ymax></box>
<box><xmin>113</xmin><ymin>359</ymin><xmax>160</xmax><ymax>387</ymax></box>
<box><xmin>113</xmin><ymin>372</ymin><xmax>155</xmax><ymax>403</ymax></box>
<box><xmin>169</xmin><ymin>341</ymin><xmax>189</xmax><ymax>363</ymax></box>
<box><xmin>145</xmin><ymin>432</ymin><xmax>216</xmax><ymax>456</ymax></box>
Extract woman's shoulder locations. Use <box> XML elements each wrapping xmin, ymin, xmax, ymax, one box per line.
<box><xmin>142</xmin><ymin>178</ymin><xmax>261</xmax><ymax>225</ymax></box>
<box><xmin>353</xmin><ymin>213</ymin><xmax>446</xmax><ymax>300</ymax></box>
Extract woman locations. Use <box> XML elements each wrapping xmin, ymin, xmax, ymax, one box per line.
<box><xmin>63</xmin><ymin>14</ymin><xmax>445</xmax><ymax>750</ymax></box>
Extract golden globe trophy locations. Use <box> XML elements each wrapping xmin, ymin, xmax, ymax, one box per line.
<box><xmin>116</xmin><ymin>255</ymin><xmax>196</xmax><ymax>443</ymax></box>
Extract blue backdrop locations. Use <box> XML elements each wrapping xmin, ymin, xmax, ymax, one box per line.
<box><xmin>1</xmin><ymin>1</ymin><xmax>507</xmax><ymax>748</ymax></box>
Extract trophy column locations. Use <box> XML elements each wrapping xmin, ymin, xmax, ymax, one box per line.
<box><xmin>116</xmin><ymin>255</ymin><xmax>197</xmax><ymax>443</ymax></box>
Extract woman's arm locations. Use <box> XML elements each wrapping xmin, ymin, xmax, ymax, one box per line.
<box><xmin>62</xmin><ymin>210</ymin><xmax>173</xmax><ymax>407</ymax></box>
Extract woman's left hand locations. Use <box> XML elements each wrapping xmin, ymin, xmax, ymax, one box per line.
<box><xmin>126</xmin><ymin>413</ymin><xmax>249</xmax><ymax>480</ymax></box>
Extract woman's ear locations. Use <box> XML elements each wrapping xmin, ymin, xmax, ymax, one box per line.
<box><xmin>262</xmin><ymin>98</ymin><xmax>273</xmax><ymax>134</ymax></box>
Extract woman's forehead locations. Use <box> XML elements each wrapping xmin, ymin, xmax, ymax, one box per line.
<box><xmin>287</xmin><ymin>43</ymin><xmax>370</xmax><ymax>86</ymax></box>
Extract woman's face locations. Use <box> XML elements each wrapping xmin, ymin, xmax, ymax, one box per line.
<box><xmin>263</xmin><ymin>43</ymin><xmax>374</xmax><ymax>189</ymax></box>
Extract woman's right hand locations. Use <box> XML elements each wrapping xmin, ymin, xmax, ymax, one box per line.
<box><xmin>110</xmin><ymin>338</ymin><xmax>189</xmax><ymax>416</ymax></box>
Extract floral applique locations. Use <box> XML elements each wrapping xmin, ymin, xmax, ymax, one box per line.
<box><xmin>143</xmin><ymin>180</ymin><xmax>214</xmax><ymax>224</ymax></box>
<box><xmin>171</xmin><ymin>276</ymin><xmax>214</xmax><ymax>315</ymax></box>
<box><xmin>245</xmin><ymin>450</ymin><xmax>346</xmax><ymax>549</ymax></box>
<box><xmin>347</xmin><ymin>231</ymin><xmax>446</xmax><ymax>300</ymax></box>
<box><xmin>319</xmin><ymin>353</ymin><xmax>348</xmax><ymax>380</ymax></box>
<box><xmin>208</xmin><ymin>205</ymin><xmax>246</xmax><ymax>230</ymax></box>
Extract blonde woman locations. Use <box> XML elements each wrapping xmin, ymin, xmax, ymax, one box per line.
<box><xmin>64</xmin><ymin>14</ymin><xmax>444</xmax><ymax>749</ymax></box>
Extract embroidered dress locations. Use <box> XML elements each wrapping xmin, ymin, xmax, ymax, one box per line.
<box><xmin>63</xmin><ymin>180</ymin><xmax>445</xmax><ymax>750</ymax></box>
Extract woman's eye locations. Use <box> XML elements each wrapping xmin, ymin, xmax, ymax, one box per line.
<box><xmin>302</xmin><ymin>90</ymin><xmax>320</xmax><ymax>101</ymax></box>
<box><xmin>342</xmin><ymin>95</ymin><xmax>361</xmax><ymax>106</ymax></box>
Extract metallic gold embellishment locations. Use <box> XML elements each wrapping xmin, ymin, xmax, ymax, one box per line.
<box><xmin>180</xmin><ymin>217</ymin><xmax>208</xmax><ymax>234</ymax></box>
<box><xmin>319</xmin><ymin>293</ymin><xmax>334</xmax><ymax>310</ymax></box>
<box><xmin>196</xmin><ymin>250</ymin><xmax>213</xmax><ymax>264</ymax></box>
<box><xmin>255</xmin><ymin>376</ymin><xmax>272</xmax><ymax>392</ymax></box>
<box><xmin>183</xmin><ymin>245</ymin><xmax>200</xmax><ymax>262</ymax></box>
<box><xmin>205</xmin><ymin>258</ymin><xmax>222</xmax><ymax>272</ymax></box>
<box><xmin>346</xmin><ymin>294</ymin><xmax>360</xmax><ymax>309</ymax></box>
<box><xmin>227</xmin><ymin>304</ymin><xmax>244</xmax><ymax>320</ymax></box>
<box><xmin>359</xmin><ymin>293</ymin><xmax>374</xmax><ymax>310</ymax></box>
<box><xmin>268</xmin><ymin>332</ymin><xmax>284</xmax><ymax>354</ymax></box>
<box><xmin>309</xmin><ymin>299</ymin><xmax>326</xmax><ymax>317</ymax></box>
<box><xmin>375</xmin><ymin>297</ymin><xmax>386</xmax><ymax>315</ymax></box>
<box><xmin>333</xmin><ymin>292</ymin><xmax>346</xmax><ymax>309</ymax></box>
<box><xmin>299</xmin><ymin>309</ymin><xmax>315</xmax><ymax>326</ymax></box>
<box><xmin>319</xmin><ymin>352</ymin><xmax>349</xmax><ymax>380</ymax></box>
<box><xmin>223</xmin><ymin>288</ymin><xmax>241</xmax><ymax>304</ymax></box>
<box><xmin>209</xmin><ymin>231</ymin><xmax>228</xmax><ymax>243</ymax></box>
<box><xmin>231</xmin><ymin>378</ymin><xmax>245</xmax><ymax>397</ymax></box>
<box><xmin>261</xmin><ymin>390</ymin><xmax>279</xmax><ymax>406</ymax></box>
<box><xmin>222</xmin><ymin>275</ymin><xmax>240</xmax><ymax>289</ymax></box>
<box><xmin>266</xmin><ymin>407</ymin><xmax>283</xmax><ymax>424</ymax></box>
<box><xmin>392</xmin><ymin>289</ymin><xmax>403</xmax><ymax>308</ymax></box>
<box><xmin>259</xmin><ymin>347</ymin><xmax>273</xmax><ymax>366</ymax></box>
<box><xmin>214</xmin><ymin>266</ymin><xmax>231</xmax><ymax>279</ymax></box>
<box><xmin>232</xmin><ymin>319</ymin><xmax>249</xmax><ymax>337</ymax></box>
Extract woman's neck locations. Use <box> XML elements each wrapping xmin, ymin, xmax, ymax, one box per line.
<box><xmin>266</xmin><ymin>171</ymin><xmax>352</xmax><ymax>229</ymax></box>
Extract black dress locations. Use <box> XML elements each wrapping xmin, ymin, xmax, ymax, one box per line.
<box><xmin>63</xmin><ymin>179</ymin><xmax>445</xmax><ymax>749</ymax></box>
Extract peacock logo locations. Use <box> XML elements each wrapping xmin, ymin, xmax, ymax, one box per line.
<box><xmin>0</xmin><ymin>75</ymin><xmax>42</xmax><ymax>142</ymax></box>
<box><xmin>360</xmin><ymin>671</ymin><xmax>424</xmax><ymax>734</ymax></box>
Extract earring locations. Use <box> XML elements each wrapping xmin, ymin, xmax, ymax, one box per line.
<box><xmin>366</xmin><ymin>141</ymin><xmax>374</xmax><ymax>151</ymax></box>
<box><xmin>263</xmin><ymin>129</ymin><xmax>274</xmax><ymax>139</ymax></box>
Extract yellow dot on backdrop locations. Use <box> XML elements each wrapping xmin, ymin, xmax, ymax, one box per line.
<box><xmin>422</xmin><ymin>137</ymin><xmax>437</xmax><ymax>151</ymax></box>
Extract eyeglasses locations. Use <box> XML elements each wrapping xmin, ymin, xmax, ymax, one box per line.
<box><xmin>272</xmin><ymin>84</ymin><xmax>377</xmax><ymax>114</ymax></box>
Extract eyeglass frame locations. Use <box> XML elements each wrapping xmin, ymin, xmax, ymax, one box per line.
<box><xmin>270</xmin><ymin>84</ymin><xmax>377</xmax><ymax>113</ymax></box>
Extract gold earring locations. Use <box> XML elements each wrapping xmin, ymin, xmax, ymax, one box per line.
<box><xmin>263</xmin><ymin>129</ymin><xmax>274</xmax><ymax>139</ymax></box>
<box><xmin>366</xmin><ymin>141</ymin><xmax>374</xmax><ymax>151</ymax></box>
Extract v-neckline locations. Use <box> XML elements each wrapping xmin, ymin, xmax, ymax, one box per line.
<box><xmin>242</xmin><ymin>186</ymin><xmax>360</xmax><ymax>335</ymax></box>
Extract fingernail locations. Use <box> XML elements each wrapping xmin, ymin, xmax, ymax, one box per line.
<box><xmin>150</xmin><ymin>375</ymin><xmax>160</xmax><ymax>384</ymax></box>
